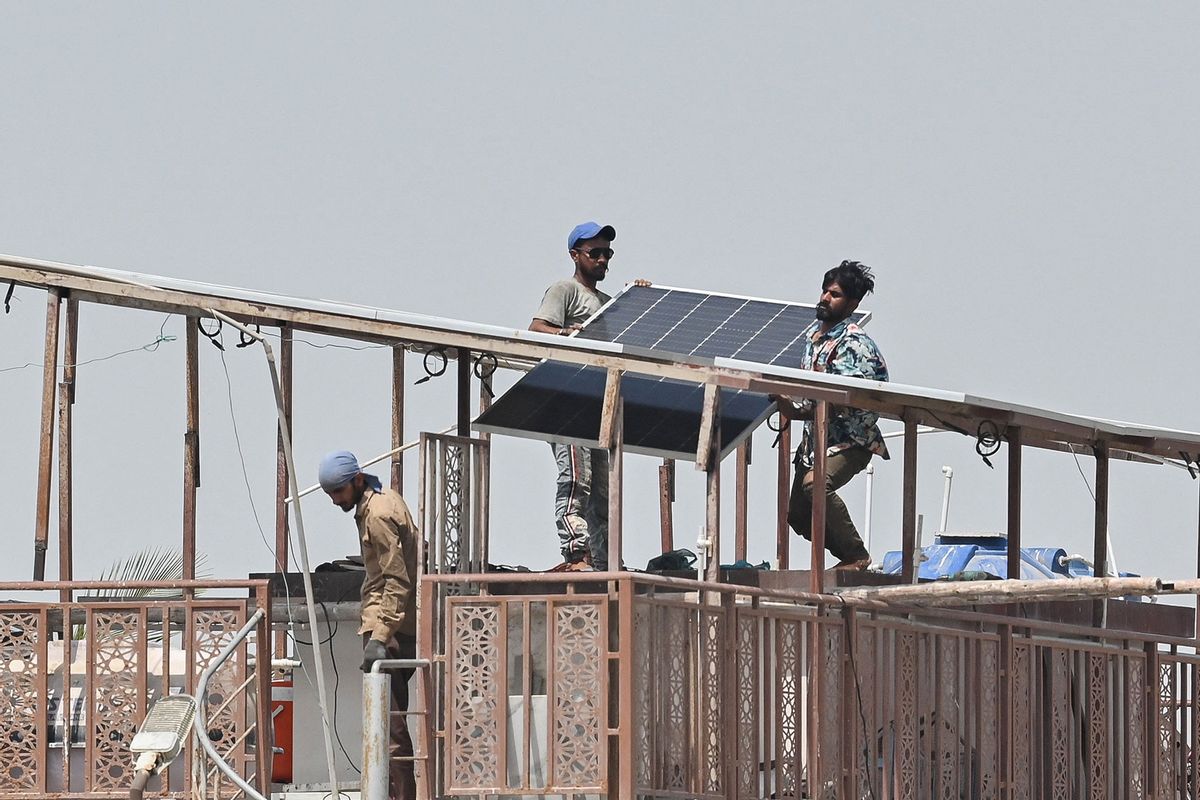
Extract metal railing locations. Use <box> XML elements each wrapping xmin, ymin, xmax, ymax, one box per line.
<box><xmin>419</xmin><ymin>571</ymin><xmax>1200</xmax><ymax>799</ymax></box>
<box><xmin>0</xmin><ymin>580</ymin><xmax>272</xmax><ymax>800</ymax></box>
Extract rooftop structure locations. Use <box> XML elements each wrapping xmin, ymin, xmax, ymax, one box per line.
<box><xmin>4</xmin><ymin>252</ymin><xmax>1200</xmax><ymax>798</ymax></box>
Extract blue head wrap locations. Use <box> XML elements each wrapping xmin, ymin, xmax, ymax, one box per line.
<box><xmin>318</xmin><ymin>450</ymin><xmax>382</xmax><ymax>493</ymax></box>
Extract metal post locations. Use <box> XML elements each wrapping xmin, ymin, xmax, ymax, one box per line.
<box><xmin>735</xmin><ymin>440</ymin><xmax>750</xmax><ymax>562</ymax></box>
<box><xmin>705</xmin><ymin>461</ymin><xmax>721</xmax><ymax>583</ymax></box>
<box><xmin>253</xmin><ymin>584</ymin><xmax>274</xmax><ymax>794</ymax></box>
<box><xmin>1093</xmin><ymin>444</ymin><xmax>1110</xmax><ymax>628</ymax></box>
<box><xmin>1007</xmin><ymin>427</ymin><xmax>1023</xmax><ymax>581</ymax></box>
<box><xmin>362</xmin><ymin>671</ymin><xmax>391</xmax><ymax>800</ymax></box>
<box><xmin>183</xmin><ymin>317</ymin><xmax>199</xmax><ymax>587</ymax></box>
<box><xmin>900</xmin><ymin>418</ymin><xmax>918</xmax><ymax>584</ymax></box>
<box><xmin>939</xmin><ymin>465</ymin><xmax>954</xmax><ymax>533</ymax></box>
<box><xmin>57</xmin><ymin>298</ymin><xmax>78</xmax><ymax>599</ymax></box>
<box><xmin>33</xmin><ymin>288</ymin><xmax>62</xmax><ymax>579</ymax></box>
<box><xmin>777</xmin><ymin>420</ymin><xmax>791</xmax><ymax>570</ymax></box>
<box><xmin>809</xmin><ymin>401</ymin><xmax>829</xmax><ymax>594</ymax></box>
<box><xmin>863</xmin><ymin>463</ymin><xmax>875</xmax><ymax>552</ymax></box>
<box><xmin>392</xmin><ymin>345</ymin><xmax>405</xmax><ymax>492</ymax></box>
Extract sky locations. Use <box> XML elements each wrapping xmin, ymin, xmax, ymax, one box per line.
<box><xmin>2</xmin><ymin>3</ymin><xmax>1198</xmax><ymax>598</ymax></box>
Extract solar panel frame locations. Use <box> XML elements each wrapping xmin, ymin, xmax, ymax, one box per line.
<box><xmin>474</xmin><ymin>283</ymin><xmax>871</xmax><ymax>462</ymax></box>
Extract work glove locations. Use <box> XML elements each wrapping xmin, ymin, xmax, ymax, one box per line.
<box><xmin>361</xmin><ymin>639</ymin><xmax>388</xmax><ymax>673</ymax></box>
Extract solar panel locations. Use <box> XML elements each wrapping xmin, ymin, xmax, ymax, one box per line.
<box><xmin>475</xmin><ymin>285</ymin><xmax>869</xmax><ymax>461</ymax></box>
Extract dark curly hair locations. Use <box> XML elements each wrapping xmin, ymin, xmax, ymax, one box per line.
<box><xmin>822</xmin><ymin>260</ymin><xmax>876</xmax><ymax>302</ymax></box>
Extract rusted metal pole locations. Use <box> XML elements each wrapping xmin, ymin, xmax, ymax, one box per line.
<box><xmin>777</xmin><ymin>420</ymin><xmax>791</xmax><ymax>570</ymax></box>
<box><xmin>33</xmin><ymin>288</ymin><xmax>62</xmax><ymax>580</ymax></box>
<box><xmin>456</xmin><ymin>348</ymin><xmax>470</xmax><ymax>437</ymax></box>
<box><xmin>1092</xmin><ymin>444</ymin><xmax>1110</xmax><ymax>628</ymax></box>
<box><xmin>57</xmin><ymin>298</ymin><xmax>78</xmax><ymax>600</ymax></box>
<box><xmin>391</xmin><ymin>344</ymin><xmax>405</xmax><ymax>492</ymax></box>
<box><xmin>183</xmin><ymin>317</ymin><xmax>199</xmax><ymax>585</ymax></box>
<box><xmin>616</xmin><ymin>577</ymin><xmax>636</xmax><ymax>798</ymax></box>
<box><xmin>900</xmin><ymin>417</ymin><xmax>918</xmax><ymax>584</ymax></box>
<box><xmin>735</xmin><ymin>440</ymin><xmax>750</xmax><ymax>562</ymax></box>
<box><xmin>1007</xmin><ymin>427</ymin><xmax>1023</xmax><ymax>581</ymax></box>
<box><xmin>658</xmin><ymin>458</ymin><xmax>675</xmax><ymax>553</ymax></box>
<box><xmin>607</xmin><ymin>398</ymin><xmax>624</xmax><ymax>573</ymax></box>
<box><xmin>254</xmin><ymin>584</ymin><xmax>273</xmax><ymax>794</ymax></box>
<box><xmin>274</xmin><ymin>324</ymin><xmax>292</xmax><ymax>658</ymax></box>
<box><xmin>809</xmin><ymin>401</ymin><xmax>829</xmax><ymax>594</ymax></box>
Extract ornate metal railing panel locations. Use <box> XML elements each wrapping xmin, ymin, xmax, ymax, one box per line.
<box><xmin>422</xmin><ymin>573</ymin><xmax>1200</xmax><ymax>799</ymax></box>
<box><xmin>0</xmin><ymin>581</ymin><xmax>271</xmax><ymax>800</ymax></box>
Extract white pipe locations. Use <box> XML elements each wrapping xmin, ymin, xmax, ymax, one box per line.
<box><xmin>193</xmin><ymin>610</ymin><xmax>268</xmax><ymax>800</ymax></box>
<box><xmin>286</xmin><ymin>425</ymin><xmax>455</xmax><ymax>503</ymax></box>
<box><xmin>939</xmin><ymin>466</ymin><xmax>954</xmax><ymax>533</ymax></box>
<box><xmin>211</xmin><ymin>310</ymin><xmax>341</xmax><ymax>800</ymax></box>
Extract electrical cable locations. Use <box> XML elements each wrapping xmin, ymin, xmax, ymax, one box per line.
<box><xmin>975</xmin><ymin>420</ymin><xmax>1002</xmax><ymax>469</ymax></box>
<box><xmin>413</xmin><ymin>348</ymin><xmax>447</xmax><ymax>385</ymax></box>
<box><xmin>0</xmin><ymin>317</ymin><xmax>176</xmax><ymax>374</ymax></box>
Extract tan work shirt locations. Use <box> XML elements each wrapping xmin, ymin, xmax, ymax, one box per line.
<box><xmin>354</xmin><ymin>486</ymin><xmax>419</xmax><ymax>641</ymax></box>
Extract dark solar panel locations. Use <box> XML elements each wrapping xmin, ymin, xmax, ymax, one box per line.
<box><xmin>475</xmin><ymin>285</ymin><xmax>867</xmax><ymax>461</ymax></box>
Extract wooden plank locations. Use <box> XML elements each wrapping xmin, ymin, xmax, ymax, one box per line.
<box><xmin>57</xmin><ymin>299</ymin><xmax>78</xmax><ymax>598</ymax></box>
<box><xmin>183</xmin><ymin>317</ymin><xmax>199</xmax><ymax>586</ymax></box>
<box><xmin>607</xmin><ymin>399</ymin><xmax>624</xmax><ymax>572</ymax></box>
<box><xmin>658</xmin><ymin>459</ymin><xmax>674</xmax><ymax>553</ymax></box>
<box><xmin>598</xmin><ymin>368</ymin><xmax>622</xmax><ymax>449</ymax></box>
<box><xmin>777</xmin><ymin>420</ymin><xmax>791</xmax><ymax>570</ymax></box>
<box><xmin>809</xmin><ymin>401</ymin><xmax>829</xmax><ymax>594</ymax></box>
<box><xmin>735</xmin><ymin>440</ymin><xmax>750</xmax><ymax>561</ymax></box>
<box><xmin>900</xmin><ymin>417</ymin><xmax>918</xmax><ymax>584</ymax></box>
<box><xmin>695</xmin><ymin>383</ymin><xmax>719</xmax><ymax>471</ymax></box>
<box><xmin>1007</xmin><ymin>426</ymin><xmax>1023</xmax><ymax>581</ymax></box>
<box><xmin>456</xmin><ymin>348</ymin><xmax>470</xmax><ymax>436</ymax></box>
<box><xmin>391</xmin><ymin>344</ymin><xmax>405</xmax><ymax>491</ymax></box>
<box><xmin>704</xmin><ymin>462</ymin><xmax>721</xmax><ymax>583</ymax></box>
<box><xmin>33</xmin><ymin>288</ymin><xmax>62</xmax><ymax>580</ymax></box>
<box><xmin>274</xmin><ymin>324</ymin><xmax>292</xmax><ymax>658</ymax></box>
<box><xmin>1093</xmin><ymin>444</ymin><xmax>1110</xmax><ymax>628</ymax></box>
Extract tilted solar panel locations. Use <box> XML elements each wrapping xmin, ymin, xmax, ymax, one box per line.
<box><xmin>475</xmin><ymin>284</ymin><xmax>868</xmax><ymax>461</ymax></box>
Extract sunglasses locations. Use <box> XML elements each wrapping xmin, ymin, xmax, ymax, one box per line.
<box><xmin>574</xmin><ymin>246</ymin><xmax>614</xmax><ymax>260</ymax></box>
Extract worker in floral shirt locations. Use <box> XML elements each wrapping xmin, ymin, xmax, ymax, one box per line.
<box><xmin>773</xmin><ymin>260</ymin><xmax>889</xmax><ymax>570</ymax></box>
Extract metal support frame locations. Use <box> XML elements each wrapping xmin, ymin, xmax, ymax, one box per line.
<box><xmin>392</xmin><ymin>344</ymin><xmax>405</xmax><ymax>492</ymax></box>
<box><xmin>274</xmin><ymin>323</ymin><xmax>292</xmax><ymax>657</ymax></box>
<box><xmin>456</xmin><ymin>347</ymin><xmax>471</xmax><ymax>436</ymax></box>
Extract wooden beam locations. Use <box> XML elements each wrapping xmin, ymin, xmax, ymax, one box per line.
<box><xmin>274</xmin><ymin>323</ymin><xmax>293</xmax><ymax>658</ymax></box>
<box><xmin>598</xmin><ymin>368</ymin><xmax>622</xmax><ymax>449</ymax></box>
<box><xmin>809</xmin><ymin>402</ymin><xmax>829</xmax><ymax>594</ymax></box>
<box><xmin>56</xmin><ymin>299</ymin><xmax>78</xmax><ymax>599</ymax></box>
<box><xmin>777</xmin><ymin>420</ymin><xmax>791</xmax><ymax>570</ymax></box>
<box><xmin>1007</xmin><ymin>427</ymin><xmax>1023</xmax><ymax>581</ymax></box>
<box><xmin>391</xmin><ymin>344</ymin><xmax>405</xmax><ymax>492</ymax></box>
<box><xmin>183</xmin><ymin>317</ymin><xmax>199</xmax><ymax>585</ymax></box>
<box><xmin>658</xmin><ymin>458</ymin><xmax>674</xmax><ymax>554</ymax></box>
<box><xmin>704</xmin><ymin>457</ymin><xmax>721</xmax><ymax>583</ymax></box>
<box><xmin>1092</xmin><ymin>444</ymin><xmax>1110</xmax><ymax>628</ymax></box>
<box><xmin>735</xmin><ymin>440</ymin><xmax>750</xmax><ymax>562</ymax></box>
<box><xmin>456</xmin><ymin>348</ymin><xmax>471</xmax><ymax>437</ymax></box>
<box><xmin>33</xmin><ymin>288</ymin><xmax>62</xmax><ymax>580</ymax></box>
<box><xmin>900</xmin><ymin>417</ymin><xmax>918</xmax><ymax>584</ymax></box>
<box><xmin>696</xmin><ymin>383</ymin><xmax>719</xmax><ymax>471</ymax></box>
<box><xmin>607</xmin><ymin>398</ymin><xmax>624</xmax><ymax>572</ymax></box>
<box><xmin>836</xmin><ymin>576</ymin><xmax>1163</xmax><ymax>607</ymax></box>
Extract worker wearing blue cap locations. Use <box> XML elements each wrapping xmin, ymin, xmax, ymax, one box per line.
<box><xmin>529</xmin><ymin>222</ymin><xmax>618</xmax><ymax>570</ymax></box>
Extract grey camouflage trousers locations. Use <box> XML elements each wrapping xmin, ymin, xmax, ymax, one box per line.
<box><xmin>550</xmin><ymin>443</ymin><xmax>609</xmax><ymax>569</ymax></box>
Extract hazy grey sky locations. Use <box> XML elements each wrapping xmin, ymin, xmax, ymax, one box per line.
<box><xmin>2</xmin><ymin>4</ymin><xmax>1198</xmax><ymax>588</ymax></box>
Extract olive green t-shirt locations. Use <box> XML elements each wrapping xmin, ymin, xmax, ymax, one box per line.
<box><xmin>533</xmin><ymin>279</ymin><xmax>611</xmax><ymax>329</ymax></box>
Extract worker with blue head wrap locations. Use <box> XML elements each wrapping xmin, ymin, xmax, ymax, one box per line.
<box><xmin>317</xmin><ymin>449</ymin><xmax>418</xmax><ymax>800</ymax></box>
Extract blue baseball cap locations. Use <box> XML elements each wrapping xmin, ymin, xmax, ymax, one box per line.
<box><xmin>567</xmin><ymin>221</ymin><xmax>616</xmax><ymax>250</ymax></box>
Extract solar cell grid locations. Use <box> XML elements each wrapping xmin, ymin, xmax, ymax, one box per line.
<box><xmin>476</xmin><ymin>284</ymin><xmax>869</xmax><ymax>460</ymax></box>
